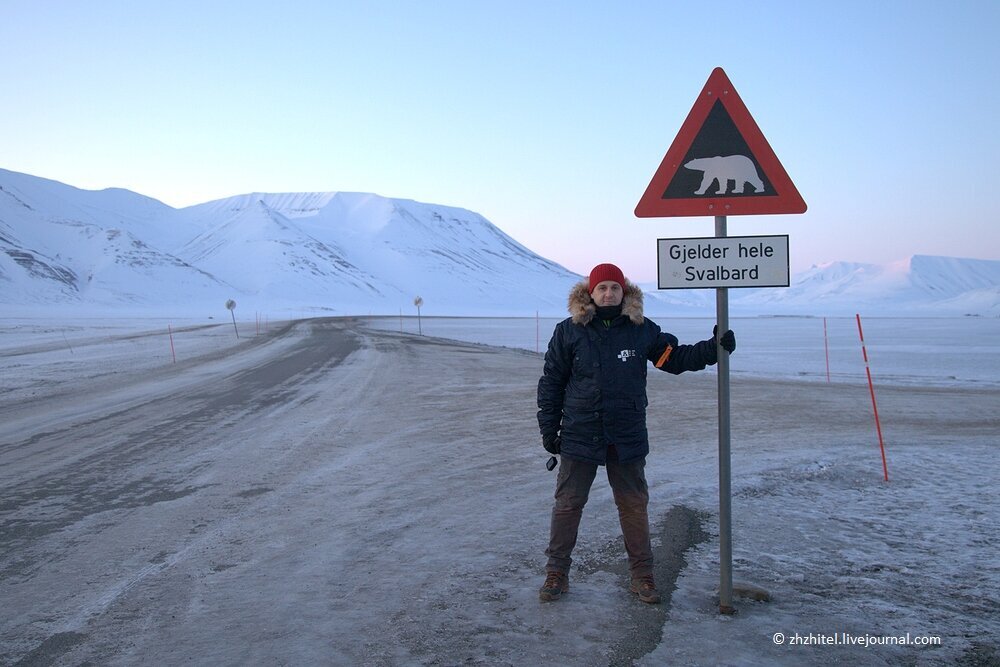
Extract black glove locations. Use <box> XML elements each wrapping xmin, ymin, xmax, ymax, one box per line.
<box><xmin>713</xmin><ymin>325</ymin><xmax>736</xmax><ymax>354</ymax></box>
<box><xmin>542</xmin><ymin>433</ymin><xmax>561</xmax><ymax>455</ymax></box>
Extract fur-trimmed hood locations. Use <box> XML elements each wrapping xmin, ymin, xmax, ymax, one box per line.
<box><xmin>568</xmin><ymin>279</ymin><xmax>644</xmax><ymax>326</ymax></box>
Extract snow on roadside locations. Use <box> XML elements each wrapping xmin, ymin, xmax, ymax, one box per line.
<box><xmin>641</xmin><ymin>439</ymin><xmax>999</xmax><ymax>666</ymax></box>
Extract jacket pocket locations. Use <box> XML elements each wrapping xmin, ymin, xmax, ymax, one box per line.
<box><xmin>608</xmin><ymin>400</ymin><xmax>647</xmax><ymax>443</ymax></box>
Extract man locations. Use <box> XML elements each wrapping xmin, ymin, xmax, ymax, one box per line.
<box><xmin>536</xmin><ymin>263</ymin><xmax>735</xmax><ymax>603</ymax></box>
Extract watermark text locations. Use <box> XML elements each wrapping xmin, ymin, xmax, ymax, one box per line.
<box><xmin>772</xmin><ymin>632</ymin><xmax>941</xmax><ymax>648</ymax></box>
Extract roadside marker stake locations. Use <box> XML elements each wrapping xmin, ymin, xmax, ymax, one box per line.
<box><xmin>856</xmin><ymin>314</ymin><xmax>889</xmax><ymax>481</ymax></box>
<box><xmin>824</xmin><ymin>317</ymin><xmax>830</xmax><ymax>382</ymax></box>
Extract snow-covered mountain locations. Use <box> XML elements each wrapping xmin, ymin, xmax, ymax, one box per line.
<box><xmin>734</xmin><ymin>255</ymin><xmax>999</xmax><ymax>316</ymax></box>
<box><xmin>0</xmin><ymin>168</ymin><xmax>579</xmax><ymax>316</ymax></box>
<box><xmin>1</xmin><ymin>168</ymin><xmax>997</xmax><ymax>317</ymax></box>
<box><xmin>642</xmin><ymin>255</ymin><xmax>1000</xmax><ymax>317</ymax></box>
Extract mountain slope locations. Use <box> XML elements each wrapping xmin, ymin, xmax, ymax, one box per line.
<box><xmin>0</xmin><ymin>169</ymin><xmax>582</xmax><ymax>314</ymax></box>
<box><xmin>1</xmin><ymin>169</ymin><xmax>232</xmax><ymax>307</ymax></box>
<box><xmin>726</xmin><ymin>256</ymin><xmax>1000</xmax><ymax>315</ymax></box>
<box><xmin>171</xmin><ymin>190</ymin><xmax>581</xmax><ymax>313</ymax></box>
<box><xmin>176</xmin><ymin>198</ymin><xmax>388</xmax><ymax>300</ymax></box>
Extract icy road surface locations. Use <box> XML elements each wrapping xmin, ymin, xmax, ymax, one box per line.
<box><xmin>1</xmin><ymin>318</ymin><xmax>997</xmax><ymax>665</ymax></box>
<box><xmin>1</xmin><ymin>319</ymin><xmax>693</xmax><ymax>665</ymax></box>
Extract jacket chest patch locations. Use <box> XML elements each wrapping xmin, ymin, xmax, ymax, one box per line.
<box><xmin>616</xmin><ymin>349</ymin><xmax>638</xmax><ymax>362</ymax></box>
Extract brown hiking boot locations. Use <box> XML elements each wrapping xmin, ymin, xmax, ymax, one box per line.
<box><xmin>538</xmin><ymin>571</ymin><xmax>569</xmax><ymax>602</ymax></box>
<box><xmin>630</xmin><ymin>576</ymin><xmax>661</xmax><ymax>604</ymax></box>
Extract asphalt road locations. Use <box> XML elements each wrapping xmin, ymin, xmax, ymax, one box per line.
<box><xmin>2</xmin><ymin>319</ymin><xmax>700</xmax><ymax>666</ymax></box>
<box><xmin>2</xmin><ymin>319</ymin><xmax>364</xmax><ymax>665</ymax></box>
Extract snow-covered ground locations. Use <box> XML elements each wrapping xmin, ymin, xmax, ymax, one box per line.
<box><xmin>1</xmin><ymin>316</ymin><xmax>997</xmax><ymax>665</ymax></box>
<box><xmin>369</xmin><ymin>315</ymin><xmax>1000</xmax><ymax>388</ymax></box>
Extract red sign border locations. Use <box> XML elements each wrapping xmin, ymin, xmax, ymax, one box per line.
<box><xmin>635</xmin><ymin>68</ymin><xmax>807</xmax><ymax>218</ymax></box>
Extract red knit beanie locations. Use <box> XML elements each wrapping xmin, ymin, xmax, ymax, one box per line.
<box><xmin>588</xmin><ymin>263</ymin><xmax>626</xmax><ymax>293</ymax></box>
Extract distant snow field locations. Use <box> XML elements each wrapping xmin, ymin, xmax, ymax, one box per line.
<box><xmin>369</xmin><ymin>314</ymin><xmax>1000</xmax><ymax>388</ymax></box>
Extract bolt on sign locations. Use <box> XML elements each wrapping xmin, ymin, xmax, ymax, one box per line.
<box><xmin>635</xmin><ymin>68</ymin><xmax>806</xmax><ymax>218</ymax></box>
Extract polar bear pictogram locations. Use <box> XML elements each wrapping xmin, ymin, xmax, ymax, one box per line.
<box><xmin>684</xmin><ymin>155</ymin><xmax>765</xmax><ymax>195</ymax></box>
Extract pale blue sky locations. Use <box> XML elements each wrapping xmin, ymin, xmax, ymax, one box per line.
<box><xmin>2</xmin><ymin>0</ymin><xmax>997</xmax><ymax>281</ymax></box>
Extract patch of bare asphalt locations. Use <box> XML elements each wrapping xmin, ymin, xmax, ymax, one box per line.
<box><xmin>576</xmin><ymin>505</ymin><xmax>712</xmax><ymax>667</ymax></box>
<box><xmin>11</xmin><ymin>631</ymin><xmax>87</xmax><ymax>667</ymax></box>
<box><xmin>0</xmin><ymin>320</ymin><xmax>359</xmax><ymax>576</ymax></box>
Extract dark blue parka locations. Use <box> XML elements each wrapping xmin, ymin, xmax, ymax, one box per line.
<box><xmin>537</xmin><ymin>280</ymin><xmax>719</xmax><ymax>465</ymax></box>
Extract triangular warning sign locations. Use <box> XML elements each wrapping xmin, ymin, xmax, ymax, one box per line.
<box><xmin>635</xmin><ymin>68</ymin><xmax>806</xmax><ymax>217</ymax></box>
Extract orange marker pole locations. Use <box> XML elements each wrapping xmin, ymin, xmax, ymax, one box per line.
<box><xmin>856</xmin><ymin>314</ymin><xmax>888</xmax><ymax>482</ymax></box>
<box><xmin>824</xmin><ymin>317</ymin><xmax>831</xmax><ymax>382</ymax></box>
<box><xmin>168</xmin><ymin>325</ymin><xmax>176</xmax><ymax>364</ymax></box>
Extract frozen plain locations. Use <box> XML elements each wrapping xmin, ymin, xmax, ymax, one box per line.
<box><xmin>0</xmin><ymin>315</ymin><xmax>997</xmax><ymax>666</ymax></box>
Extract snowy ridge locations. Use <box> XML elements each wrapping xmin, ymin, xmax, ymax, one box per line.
<box><xmin>0</xmin><ymin>169</ymin><xmax>581</xmax><ymax>316</ymax></box>
<box><xmin>642</xmin><ymin>255</ymin><xmax>1000</xmax><ymax>317</ymax></box>
<box><xmin>725</xmin><ymin>256</ymin><xmax>1000</xmax><ymax>316</ymax></box>
<box><xmin>1</xmin><ymin>167</ymin><xmax>997</xmax><ymax>316</ymax></box>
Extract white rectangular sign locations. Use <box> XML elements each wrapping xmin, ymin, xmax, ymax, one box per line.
<box><xmin>657</xmin><ymin>235</ymin><xmax>790</xmax><ymax>289</ymax></box>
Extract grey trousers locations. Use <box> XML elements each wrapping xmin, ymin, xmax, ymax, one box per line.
<box><xmin>544</xmin><ymin>450</ymin><xmax>653</xmax><ymax>577</ymax></box>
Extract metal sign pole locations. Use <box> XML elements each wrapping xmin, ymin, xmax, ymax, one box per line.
<box><xmin>639</xmin><ymin>69</ymin><xmax>802</xmax><ymax>616</ymax></box>
<box><xmin>715</xmin><ymin>214</ymin><xmax>735</xmax><ymax>614</ymax></box>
